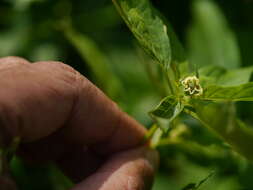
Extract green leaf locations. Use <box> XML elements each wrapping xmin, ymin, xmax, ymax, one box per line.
<box><xmin>112</xmin><ymin>0</ymin><xmax>186</xmax><ymax>70</ymax></box>
<box><xmin>217</xmin><ymin>66</ymin><xmax>253</xmax><ymax>86</ymax></box>
<box><xmin>200</xmin><ymin>82</ymin><xmax>253</xmax><ymax>101</ymax></box>
<box><xmin>199</xmin><ymin>65</ymin><xmax>226</xmax><ymax>78</ymax></box>
<box><xmin>198</xmin><ymin>65</ymin><xmax>226</xmax><ymax>86</ymax></box>
<box><xmin>187</xmin><ymin>100</ymin><xmax>253</xmax><ymax>161</ymax></box>
<box><xmin>149</xmin><ymin>96</ymin><xmax>183</xmax><ymax>132</ymax></box>
<box><xmin>199</xmin><ymin>66</ymin><xmax>253</xmax><ymax>87</ymax></box>
<box><xmin>187</xmin><ymin>0</ymin><xmax>240</xmax><ymax>69</ymax></box>
<box><xmin>64</xmin><ymin>26</ymin><xmax>123</xmax><ymax>100</ymax></box>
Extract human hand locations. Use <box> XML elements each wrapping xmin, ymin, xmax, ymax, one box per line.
<box><xmin>0</xmin><ymin>57</ymin><xmax>158</xmax><ymax>190</ymax></box>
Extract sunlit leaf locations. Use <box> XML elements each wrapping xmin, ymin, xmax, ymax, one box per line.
<box><xmin>149</xmin><ymin>96</ymin><xmax>183</xmax><ymax>132</ymax></box>
<box><xmin>112</xmin><ymin>0</ymin><xmax>186</xmax><ymax>70</ymax></box>
<box><xmin>112</xmin><ymin>0</ymin><xmax>171</xmax><ymax>68</ymax></box>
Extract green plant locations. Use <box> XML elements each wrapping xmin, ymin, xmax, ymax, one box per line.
<box><xmin>112</xmin><ymin>0</ymin><xmax>253</xmax><ymax>160</ymax></box>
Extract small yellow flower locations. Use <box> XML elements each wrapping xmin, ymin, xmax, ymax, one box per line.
<box><xmin>180</xmin><ymin>76</ymin><xmax>203</xmax><ymax>96</ymax></box>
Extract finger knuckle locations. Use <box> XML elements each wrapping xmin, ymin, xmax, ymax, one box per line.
<box><xmin>0</xmin><ymin>56</ymin><xmax>30</xmax><ymax>69</ymax></box>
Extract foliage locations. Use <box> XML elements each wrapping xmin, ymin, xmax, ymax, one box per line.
<box><xmin>112</xmin><ymin>0</ymin><xmax>253</xmax><ymax>188</ymax></box>
<box><xmin>113</xmin><ymin>0</ymin><xmax>253</xmax><ymax>165</ymax></box>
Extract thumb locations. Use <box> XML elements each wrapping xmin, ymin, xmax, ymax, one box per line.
<box><xmin>71</xmin><ymin>146</ymin><xmax>159</xmax><ymax>190</ymax></box>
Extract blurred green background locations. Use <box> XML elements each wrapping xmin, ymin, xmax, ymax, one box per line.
<box><xmin>1</xmin><ymin>0</ymin><xmax>253</xmax><ymax>189</ymax></box>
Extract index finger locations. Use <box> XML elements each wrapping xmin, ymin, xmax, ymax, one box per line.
<box><xmin>0</xmin><ymin>57</ymin><xmax>146</xmax><ymax>157</ymax></box>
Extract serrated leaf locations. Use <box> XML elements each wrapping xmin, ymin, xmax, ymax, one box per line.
<box><xmin>149</xmin><ymin>96</ymin><xmax>183</xmax><ymax>132</ymax></box>
<box><xmin>112</xmin><ymin>0</ymin><xmax>186</xmax><ymax>70</ymax></box>
<box><xmin>188</xmin><ymin>0</ymin><xmax>240</xmax><ymax>69</ymax></box>
<box><xmin>200</xmin><ymin>82</ymin><xmax>253</xmax><ymax>101</ymax></box>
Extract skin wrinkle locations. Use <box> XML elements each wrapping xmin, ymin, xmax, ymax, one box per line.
<box><xmin>30</xmin><ymin>63</ymin><xmax>80</xmax><ymax>141</ymax></box>
<box><xmin>0</xmin><ymin>58</ymin><xmax>145</xmax><ymax>151</ymax></box>
<box><xmin>16</xmin><ymin>62</ymin><xmax>83</xmax><ymax>159</ymax></box>
<box><xmin>17</xmin><ymin>62</ymin><xmax>123</xmax><ymax>164</ymax></box>
<box><xmin>33</xmin><ymin>62</ymin><xmax>79</xmax><ymax>90</ymax></box>
<box><xmin>62</xmin><ymin>74</ymin><xmax>122</xmax><ymax>146</ymax></box>
<box><xmin>20</xmin><ymin>83</ymin><xmax>71</xmax><ymax>142</ymax></box>
<box><xmin>97</xmin><ymin>115</ymin><xmax>146</xmax><ymax>155</ymax></box>
<box><xmin>90</xmin><ymin>103</ymin><xmax>122</xmax><ymax>155</ymax></box>
<box><xmin>53</xmin><ymin>70</ymin><xmax>81</xmax><ymax>146</ymax></box>
<box><xmin>33</xmin><ymin>62</ymin><xmax>80</xmax><ymax>133</ymax></box>
<box><xmin>16</xmin><ymin>62</ymin><xmax>120</xmax><ymax>160</ymax></box>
